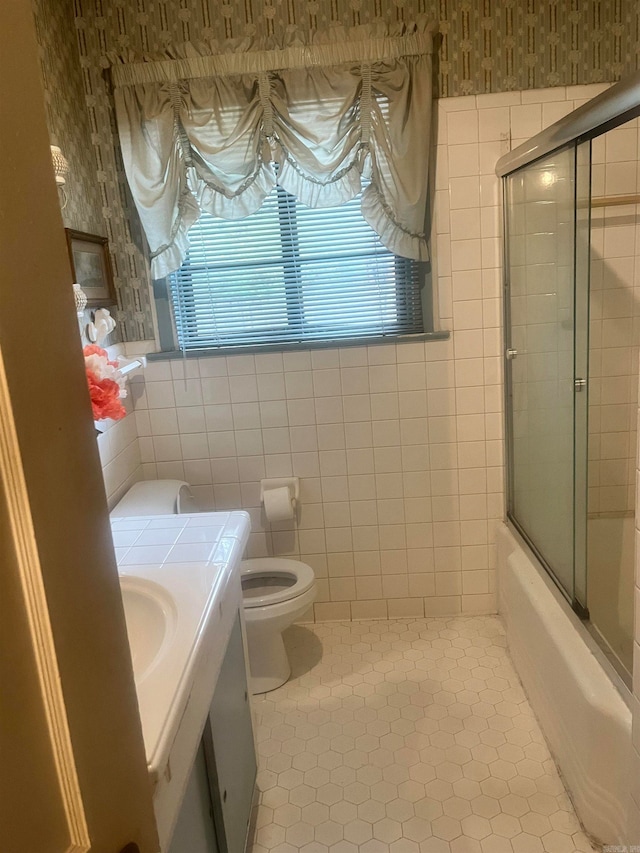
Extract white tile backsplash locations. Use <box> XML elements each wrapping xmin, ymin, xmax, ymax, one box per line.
<box><xmin>97</xmin><ymin>344</ymin><xmax>143</xmax><ymax>508</ymax></box>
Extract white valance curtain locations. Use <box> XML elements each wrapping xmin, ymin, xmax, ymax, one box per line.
<box><xmin>112</xmin><ymin>21</ymin><xmax>434</xmax><ymax>280</ymax></box>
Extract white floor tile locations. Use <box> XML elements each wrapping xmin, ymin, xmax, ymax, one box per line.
<box><xmin>248</xmin><ymin>617</ymin><xmax>599</xmax><ymax>853</ymax></box>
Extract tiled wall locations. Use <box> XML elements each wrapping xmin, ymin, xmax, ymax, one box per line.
<box><xmin>96</xmin><ymin>344</ymin><xmax>144</xmax><ymax>508</ymax></box>
<box><xmin>125</xmin><ymin>85</ymin><xmax>611</xmax><ymax>623</ymax></box>
<box><xmin>132</xmin><ymin>336</ymin><xmax>500</xmax><ymax>621</ymax></box>
<box><xmin>97</xmin><ymin>410</ymin><xmax>142</xmax><ymax>508</ymax></box>
<box><xmin>589</xmin><ymin>120</ymin><xmax>640</xmax><ymax>517</ymax></box>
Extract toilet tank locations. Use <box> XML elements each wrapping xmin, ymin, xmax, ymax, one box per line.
<box><xmin>110</xmin><ymin>479</ymin><xmax>199</xmax><ymax>517</ymax></box>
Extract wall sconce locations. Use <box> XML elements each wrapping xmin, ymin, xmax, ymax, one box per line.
<box><xmin>73</xmin><ymin>283</ymin><xmax>87</xmax><ymax>317</ymax></box>
<box><xmin>50</xmin><ymin>145</ymin><xmax>69</xmax><ymax>209</ymax></box>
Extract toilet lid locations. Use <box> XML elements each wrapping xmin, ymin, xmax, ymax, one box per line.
<box><xmin>240</xmin><ymin>558</ymin><xmax>315</xmax><ymax>608</ymax></box>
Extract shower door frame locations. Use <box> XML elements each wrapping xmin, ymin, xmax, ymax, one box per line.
<box><xmin>501</xmin><ymin>142</ymin><xmax>590</xmax><ymax>616</ymax></box>
<box><xmin>572</xmin><ymin>141</ymin><xmax>592</xmax><ymax>613</ymax></box>
<box><xmin>498</xmin><ymin>72</ymin><xmax>640</xmax><ymax>685</ymax></box>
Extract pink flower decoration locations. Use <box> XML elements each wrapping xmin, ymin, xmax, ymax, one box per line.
<box><xmin>86</xmin><ymin>372</ymin><xmax>127</xmax><ymax>421</ymax></box>
<box><xmin>83</xmin><ymin>345</ymin><xmax>127</xmax><ymax>422</ymax></box>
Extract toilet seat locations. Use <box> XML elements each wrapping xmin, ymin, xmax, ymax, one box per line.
<box><xmin>241</xmin><ymin>558</ymin><xmax>315</xmax><ymax>609</ymax></box>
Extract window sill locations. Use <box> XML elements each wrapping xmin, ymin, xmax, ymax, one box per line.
<box><xmin>146</xmin><ymin>331</ymin><xmax>450</xmax><ymax>361</ymax></box>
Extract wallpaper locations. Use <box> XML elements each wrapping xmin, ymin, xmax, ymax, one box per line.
<box><xmin>31</xmin><ymin>0</ymin><xmax>103</xmax><ymax>235</ymax></box>
<box><xmin>30</xmin><ymin>0</ymin><xmax>153</xmax><ymax>341</ymax></box>
<box><xmin>89</xmin><ymin>0</ymin><xmax>639</xmax><ymax>96</ymax></box>
<box><xmin>34</xmin><ymin>0</ymin><xmax>640</xmax><ymax>341</ymax></box>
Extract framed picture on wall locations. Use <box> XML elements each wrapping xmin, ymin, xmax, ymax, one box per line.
<box><xmin>65</xmin><ymin>229</ymin><xmax>116</xmax><ymax>308</ymax></box>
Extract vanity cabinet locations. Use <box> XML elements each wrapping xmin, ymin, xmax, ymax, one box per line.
<box><xmin>168</xmin><ymin>741</ymin><xmax>220</xmax><ymax>853</ymax></box>
<box><xmin>206</xmin><ymin>613</ymin><xmax>258</xmax><ymax>853</ymax></box>
<box><xmin>169</xmin><ymin>612</ymin><xmax>257</xmax><ymax>853</ymax></box>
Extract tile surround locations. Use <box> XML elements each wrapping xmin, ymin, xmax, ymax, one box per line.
<box><xmin>97</xmin><ymin>397</ymin><xmax>142</xmax><ymax>509</ymax></box>
<box><xmin>96</xmin><ymin>344</ymin><xmax>144</xmax><ymax>509</ymax></box>
<box><xmin>248</xmin><ymin>616</ymin><xmax>597</xmax><ymax>853</ymax></box>
<box><xmin>589</xmin><ymin>119</ymin><xmax>640</xmax><ymax>517</ymax></box>
<box><xmin>131</xmin><ymin>335</ymin><xmax>501</xmax><ymax>622</ymax></box>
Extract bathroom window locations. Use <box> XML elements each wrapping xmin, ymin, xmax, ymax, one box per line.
<box><xmin>167</xmin><ymin>183</ymin><xmax>430</xmax><ymax>352</ymax></box>
<box><xmin>114</xmin><ymin>25</ymin><xmax>435</xmax><ymax>350</ymax></box>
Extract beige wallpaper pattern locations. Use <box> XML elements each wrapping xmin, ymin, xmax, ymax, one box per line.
<box><xmin>35</xmin><ymin>0</ymin><xmax>640</xmax><ymax>340</ymax></box>
<box><xmin>93</xmin><ymin>0</ymin><xmax>639</xmax><ymax>95</ymax></box>
<box><xmin>31</xmin><ymin>0</ymin><xmax>127</xmax><ymax>346</ymax></box>
<box><xmin>32</xmin><ymin>0</ymin><xmax>103</xmax><ymax>235</ymax></box>
<box><xmin>31</xmin><ymin>0</ymin><xmax>154</xmax><ymax>341</ymax></box>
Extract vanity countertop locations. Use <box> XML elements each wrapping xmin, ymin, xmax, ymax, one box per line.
<box><xmin>111</xmin><ymin>511</ymin><xmax>251</xmax><ymax>783</ymax></box>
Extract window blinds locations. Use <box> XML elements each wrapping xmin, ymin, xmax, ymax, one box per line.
<box><xmin>169</xmin><ymin>185</ymin><xmax>425</xmax><ymax>351</ymax></box>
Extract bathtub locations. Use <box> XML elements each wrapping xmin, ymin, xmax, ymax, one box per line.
<box><xmin>497</xmin><ymin>522</ymin><xmax>632</xmax><ymax>845</ymax></box>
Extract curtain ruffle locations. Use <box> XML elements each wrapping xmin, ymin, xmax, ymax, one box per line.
<box><xmin>113</xmin><ymin>19</ymin><xmax>434</xmax><ymax>279</ymax></box>
<box><xmin>150</xmin><ymin>195</ymin><xmax>200</xmax><ymax>280</ymax></box>
<box><xmin>191</xmin><ymin>160</ymin><xmax>276</xmax><ymax>219</ymax></box>
<box><xmin>277</xmin><ymin>155</ymin><xmax>364</xmax><ymax>209</ymax></box>
<box><xmin>361</xmin><ymin>184</ymin><xmax>429</xmax><ymax>263</ymax></box>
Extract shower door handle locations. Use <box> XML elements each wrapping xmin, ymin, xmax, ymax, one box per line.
<box><xmin>506</xmin><ymin>348</ymin><xmax>518</xmax><ymax>360</ymax></box>
<box><xmin>574</xmin><ymin>378</ymin><xmax>587</xmax><ymax>391</ymax></box>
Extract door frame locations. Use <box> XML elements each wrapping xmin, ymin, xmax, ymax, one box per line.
<box><xmin>0</xmin><ymin>2</ymin><xmax>158</xmax><ymax>850</ymax></box>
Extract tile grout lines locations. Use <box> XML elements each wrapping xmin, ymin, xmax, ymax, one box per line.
<box><xmin>248</xmin><ymin>616</ymin><xmax>599</xmax><ymax>853</ymax></box>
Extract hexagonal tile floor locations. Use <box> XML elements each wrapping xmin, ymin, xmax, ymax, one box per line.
<box><xmin>248</xmin><ymin>616</ymin><xmax>601</xmax><ymax>853</ymax></box>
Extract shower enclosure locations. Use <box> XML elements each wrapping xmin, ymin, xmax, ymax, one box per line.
<box><xmin>498</xmin><ymin>74</ymin><xmax>640</xmax><ymax>685</ymax></box>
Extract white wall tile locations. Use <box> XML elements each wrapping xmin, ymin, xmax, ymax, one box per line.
<box><xmin>449</xmin><ymin>176</ymin><xmax>481</xmax><ymax>210</ymax></box>
<box><xmin>447</xmin><ymin>109</ymin><xmax>479</xmax><ymax>144</ymax></box>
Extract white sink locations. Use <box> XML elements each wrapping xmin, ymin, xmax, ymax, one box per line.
<box><xmin>112</xmin><ymin>511</ymin><xmax>251</xmax><ymax>850</ymax></box>
<box><xmin>120</xmin><ymin>577</ymin><xmax>177</xmax><ymax>683</ymax></box>
<box><xmin>112</xmin><ymin>511</ymin><xmax>251</xmax><ymax>781</ymax></box>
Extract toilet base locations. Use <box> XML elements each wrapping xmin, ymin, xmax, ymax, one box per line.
<box><xmin>246</xmin><ymin>629</ymin><xmax>291</xmax><ymax>694</ymax></box>
<box><xmin>242</xmin><ymin>574</ymin><xmax>317</xmax><ymax>695</ymax></box>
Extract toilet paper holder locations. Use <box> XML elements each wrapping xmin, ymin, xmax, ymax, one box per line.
<box><xmin>260</xmin><ymin>477</ymin><xmax>300</xmax><ymax>506</ymax></box>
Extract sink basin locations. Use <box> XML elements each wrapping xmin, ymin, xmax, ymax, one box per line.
<box><xmin>120</xmin><ymin>577</ymin><xmax>177</xmax><ymax>683</ymax></box>
<box><xmin>112</xmin><ymin>510</ymin><xmax>251</xmax><ymax>803</ymax></box>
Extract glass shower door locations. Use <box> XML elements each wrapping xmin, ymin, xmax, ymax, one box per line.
<box><xmin>504</xmin><ymin>145</ymin><xmax>589</xmax><ymax>606</ymax></box>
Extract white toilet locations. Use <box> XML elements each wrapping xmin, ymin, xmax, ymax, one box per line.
<box><xmin>111</xmin><ymin>479</ymin><xmax>316</xmax><ymax>695</ymax></box>
<box><xmin>240</xmin><ymin>557</ymin><xmax>316</xmax><ymax>694</ymax></box>
<box><xmin>110</xmin><ymin>479</ymin><xmax>199</xmax><ymax>516</ymax></box>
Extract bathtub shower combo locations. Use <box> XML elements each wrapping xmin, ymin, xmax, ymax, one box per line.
<box><xmin>496</xmin><ymin>73</ymin><xmax>640</xmax><ymax>844</ymax></box>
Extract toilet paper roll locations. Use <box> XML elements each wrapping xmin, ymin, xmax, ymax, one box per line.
<box><xmin>262</xmin><ymin>486</ymin><xmax>295</xmax><ymax>522</ymax></box>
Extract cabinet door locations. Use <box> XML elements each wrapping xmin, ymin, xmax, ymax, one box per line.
<box><xmin>206</xmin><ymin>613</ymin><xmax>257</xmax><ymax>853</ymax></box>
<box><xmin>169</xmin><ymin>742</ymin><xmax>220</xmax><ymax>853</ymax></box>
